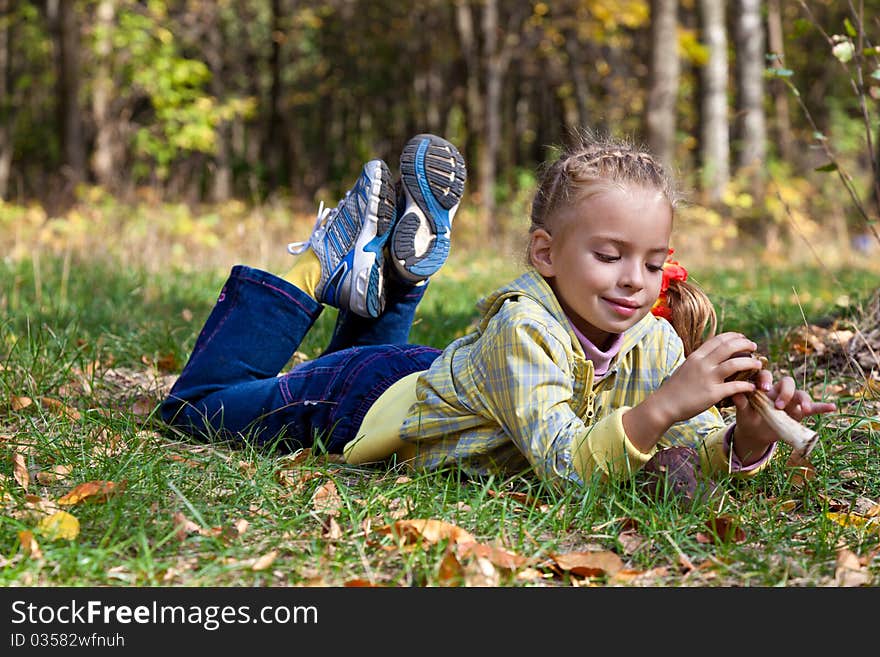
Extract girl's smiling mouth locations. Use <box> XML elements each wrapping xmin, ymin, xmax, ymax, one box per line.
<box><xmin>603</xmin><ymin>297</ymin><xmax>641</xmax><ymax>316</ymax></box>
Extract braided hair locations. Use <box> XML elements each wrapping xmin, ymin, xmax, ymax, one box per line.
<box><xmin>528</xmin><ymin>129</ymin><xmax>716</xmax><ymax>355</ymax></box>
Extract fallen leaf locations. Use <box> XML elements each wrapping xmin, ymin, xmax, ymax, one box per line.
<box><xmin>344</xmin><ymin>579</ymin><xmax>381</xmax><ymax>587</ymax></box>
<box><xmin>37</xmin><ymin>397</ymin><xmax>81</xmax><ymax>420</ymax></box>
<box><xmin>276</xmin><ymin>468</ymin><xmax>322</xmax><ymax>492</ymax></box>
<box><xmin>437</xmin><ymin>549</ymin><xmax>465</xmax><ymax>586</ymax></box>
<box><xmin>130</xmin><ymin>395</ymin><xmax>156</xmax><ymax>418</ymax></box>
<box><xmin>12</xmin><ymin>449</ymin><xmax>28</xmax><ymax>491</ymax></box>
<box><xmin>785</xmin><ymin>451</ymin><xmax>816</xmax><ymax>488</ymax></box>
<box><xmin>457</xmin><ymin>542</ymin><xmax>531</xmax><ymax>570</ymax></box>
<box><xmin>11</xmin><ymin>396</ymin><xmax>33</xmax><ymax>411</ymax></box>
<box><xmin>835</xmin><ymin>548</ymin><xmax>871</xmax><ymax>587</ymax></box>
<box><xmin>173</xmin><ymin>512</ymin><xmax>201</xmax><ymax>541</ymax></box>
<box><xmin>550</xmin><ymin>550</ymin><xmax>624</xmax><ymax>577</ymax></box>
<box><xmin>252</xmin><ymin>550</ymin><xmax>278</xmax><ymax>571</ymax></box>
<box><xmin>618</xmin><ymin>529</ymin><xmax>648</xmax><ymax>555</ymax></box>
<box><xmin>18</xmin><ymin>530</ymin><xmax>44</xmax><ymax>559</ymax></box>
<box><xmin>57</xmin><ymin>480</ymin><xmax>125</xmax><ymax>505</ymax></box>
<box><xmin>277</xmin><ymin>448</ymin><xmax>313</xmax><ymax>469</ymax></box>
<box><xmin>378</xmin><ymin>519</ymin><xmax>475</xmax><ymax>546</ymax></box>
<box><xmin>311</xmin><ymin>480</ymin><xmax>342</xmax><ymax>516</ymax></box>
<box><xmin>826</xmin><ymin>512</ymin><xmax>878</xmax><ymax>530</ymax></box>
<box><xmin>609</xmin><ymin>566</ymin><xmax>670</xmax><ymax>584</ymax></box>
<box><xmin>36</xmin><ymin>464</ymin><xmax>74</xmax><ymax>485</ymax></box>
<box><xmin>322</xmin><ymin>516</ymin><xmax>342</xmax><ymax>539</ymax></box>
<box><xmin>37</xmin><ymin>511</ymin><xmax>80</xmax><ymax>541</ymax></box>
<box><xmin>463</xmin><ymin>555</ymin><xmax>500</xmax><ymax>586</ymax></box>
<box><xmin>696</xmin><ymin>516</ymin><xmax>747</xmax><ymax>544</ymax></box>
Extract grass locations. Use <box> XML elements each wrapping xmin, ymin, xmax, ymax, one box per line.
<box><xmin>1</xmin><ymin>247</ymin><xmax>879</xmax><ymax>588</ymax></box>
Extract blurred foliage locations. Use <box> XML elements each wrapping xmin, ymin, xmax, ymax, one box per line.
<box><xmin>0</xmin><ymin>0</ymin><xmax>878</xmax><ymax>259</ymax></box>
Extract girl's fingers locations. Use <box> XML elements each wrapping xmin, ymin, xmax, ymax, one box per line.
<box><xmin>722</xmin><ymin>380</ymin><xmax>756</xmax><ymax>401</ymax></box>
<box><xmin>755</xmin><ymin>369</ymin><xmax>773</xmax><ymax>392</ymax></box>
<box><xmin>703</xmin><ymin>333</ymin><xmax>758</xmax><ymax>361</ymax></box>
<box><xmin>717</xmin><ymin>355</ymin><xmax>763</xmax><ymax>381</ymax></box>
<box><xmin>771</xmin><ymin>376</ymin><xmax>796</xmax><ymax>409</ymax></box>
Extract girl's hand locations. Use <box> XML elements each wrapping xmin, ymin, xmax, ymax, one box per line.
<box><xmin>658</xmin><ymin>332</ymin><xmax>764</xmax><ymax>424</ymax></box>
<box><xmin>731</xmin><ymin>372</ymin><xmax>837</xmax><ymax>455</ymax></box>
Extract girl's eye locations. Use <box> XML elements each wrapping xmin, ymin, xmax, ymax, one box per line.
<box><xmin>594</xmin><ymin>253</ymin><xmax>619</xmax><ymax>263</ymax></box>
<box><xmin>647</xmin><ymin>264</ymin><xmax>664</xmax><ymax>273</ymax></box>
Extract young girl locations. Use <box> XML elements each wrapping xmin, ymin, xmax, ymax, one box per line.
<box><xmin>161</xmin><ymin>132</ymin><xmax>835</xmax><ymax>491</ymax></box>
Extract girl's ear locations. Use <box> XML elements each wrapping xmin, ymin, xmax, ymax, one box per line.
<box><xmin>529</xmin><ymin>228</ymin><xmax>555</xmax><ymax>277</ymax></box>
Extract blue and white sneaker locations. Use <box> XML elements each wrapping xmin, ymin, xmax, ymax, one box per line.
<box><xmin>390</xmin><ymin>134</ymin><xmax>467</xmax><ymax>283</ymax></box>
<box><xmin>287</xmin><ymin>159</ymin><xmax>396</xmax><ymax>318</ymax></box>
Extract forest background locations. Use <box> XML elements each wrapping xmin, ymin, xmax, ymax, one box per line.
<box><xmin>2</xmin><ymin>0</ymin><xmax>880</xmax><ymax>270</ymax></box>
<box><xmin>1</xmin><ymin>0</ymin><xmax>880</xmax><ymax>589</ymax></box>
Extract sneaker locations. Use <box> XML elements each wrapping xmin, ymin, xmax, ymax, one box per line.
<box><xmin>390</xmin><ymin>134</ymin><xmax>467</xmax><ymax>283</ymax></box>
<box><xmin>287</xmin><ymin>159</ymin><xmax>397</xmax><ymax>318</ymax></box>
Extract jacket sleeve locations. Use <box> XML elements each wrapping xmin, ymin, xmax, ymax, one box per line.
<box><xmin>472</xmin><ymin>311</ymin><xmax>654</xmax><ymax>486</ymax></box>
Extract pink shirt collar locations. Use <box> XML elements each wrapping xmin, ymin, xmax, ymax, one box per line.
<box><xmin>568</xmin><ymin>320</ymin><xmax>624</xmax><ymax>380</ymax></box>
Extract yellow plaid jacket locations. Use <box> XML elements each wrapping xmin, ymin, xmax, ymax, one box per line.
<box><xmin>399</xmin><ymin>269</ymin><xmax>769</xmax><ymax>487</ymax></box>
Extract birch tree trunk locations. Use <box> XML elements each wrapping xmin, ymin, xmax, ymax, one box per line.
<box><xmin>734</xmin><ymin>0</ymin><xmax>766</xmax><ymax>204</ymax></box>
<box><xmin>646</xmin><ymin>0</ymin><xmax>680</xmax><ymax>170</ymax></box>
<box><xmin>699</xmin><ymin>0</ymin><xmax>729</xmax><ymax>205</ymax></box>
<box><xmin>91</xmin><ymin>0</ymin><xmax>117</xmax><ymax>190</ymax></box>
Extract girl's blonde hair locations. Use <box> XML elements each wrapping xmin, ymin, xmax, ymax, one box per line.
<box><xmin>528</xmin><ymin>129</ymin><xmax>716</xmax><ymax>355</ymax></box>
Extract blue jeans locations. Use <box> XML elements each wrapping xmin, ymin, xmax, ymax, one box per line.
<box><xmin>160</xmin><ymin>265</ymin><xmax>441</xmax><ymax>453</ymax></box>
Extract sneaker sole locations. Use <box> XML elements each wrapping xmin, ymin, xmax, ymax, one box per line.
<box><xmin>391</xmin><ymin>134</ymin><xmax>467</xmax><ymax>282</ymax></box>
<box><xmin>343</xmin><ymin>160</ymin><xmax>396</xmax><ymax>318</ymax></box>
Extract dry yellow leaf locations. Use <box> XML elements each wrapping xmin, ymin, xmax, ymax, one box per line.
<box><xmin>437</xmin><ymin>549</ymin><xmax>465</xmax><ymax>586</ymax></box>
<box><xmin>11</xmin><ymin>396</ymin><xmax>33</xmax><ymax>411</ymax></box>
<box><xmin>835</xmin><ymin>548</ymin><xmax>871</xmax><ymax>587</ymax></box>
<box><xmin>380</xmin><ymin>518</ymin><xmax>475</xmax><ymax>546</ymax></box>
<box><xmin>36</xmin><ymin>464</ymin><xmax>73</xmax><ymax>485</ymax></box>
<box><xmin>57</xmin><ymin>480</ymin><xmax>124</xmax><ymax>505</ymax></box>
<box><xmin>252</xmin><ymin>550</ymin><xmax>278</xmax><ymax>571</ymax></box>
<box><xmin>826</xmin><ymin>512</ymin><xmax>878</xmax><ymax>529</ymax></box>
<box><xmin>38</xmin><ymin>511</ymin><xmax>80</xmax><ymax>541</ymax></box>
<box><xmin>457</xmin><ymin>542</ymin><xmax>530</xmax><ymax>570</ymax></box>
<box><xmin>550</xmin><ymin>550</ymin><xmax>625</xmax><ymax>577</ymax></box>
<box><xmin>37</xmin><ymin>397</ymin><xmax>81</xmax><ymax>420</ymax></box>
<box><xmin>311</xmin><ymin>480</ymin><xmax>342</xmax><ymax>516</ymax></box>
<box><xmin>12</xmin><ymin>449</ymin><xmax>28</xmax><ymax>492</ymax></box>
<box><xmin>18</xmin><ymin>530</ymin><xmax>43</xmax><ymax>559</ymax></box>
<box><xmin>173</xmin><ymin>511</ymin><xmax>201</xmax><ymax>541</ymax></box>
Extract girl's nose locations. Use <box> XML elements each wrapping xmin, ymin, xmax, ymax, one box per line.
<box><xmin>620</xmin><ymin>261</ymin><xmax>645</xmax><ymax>290</ymax></box>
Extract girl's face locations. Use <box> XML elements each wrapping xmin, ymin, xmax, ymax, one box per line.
<box><xmin>530</xmin><ymin>185</ymin><xmax>672</xmax><ymax>349</ymax></box>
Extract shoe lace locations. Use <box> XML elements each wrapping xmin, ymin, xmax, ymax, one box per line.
<box><xmin>286</xmin><ymin>201</ymin><xmax>333</xmax><ymax>255</ymax></box>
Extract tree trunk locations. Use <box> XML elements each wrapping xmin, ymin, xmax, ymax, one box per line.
<box><xmin>698</xmin><ymin>0</ymin><xmax>729</xmax><ymax>205</ymax></box>
<box><xmin>265</xmin><ymin>0</ymin><xmax>288</xmax><ymax>193</ymax></box>
<box><xmin>91</xmin><ymin>0</ymin><xmax>117</xmax><ymax>190</ymax></box>
<box><xmin>766</xmin><ymin>0</ymin><xmax>792</xmax><ymax>162</ymax></box>
<box><xmin>564</xmin><ymin>31</ymin><xmax>591</xmax><ymax>130</ymax></box>
<box><xmin>47</xmin><ymin>0</ymin><xmax>86</xmax><ymax>185</ymax></box>
<box><xmin>646</xmin><ymin>0</ymin><xmax>680</xmax><ymax>170</ymax></box>
<box><xmin>205</xmin><ymin>3</ymin><xmax>231</xmax><ymax>202</ymax></box>
<box><xmin>481</xmin><ymin>0</ymin><xmax>501</xmax><ymax>236</ymax></box>
<box><xmin>734</xmin><ymin>0</ymin><xmax>766</xmax><ymax>205</ymax></box>
<box><xmin>455</xmin><ymin>0</ymin><xmax>482</xmax><ymax>208</ymax></box>
<box><xmin>0</xmin><ymin>0</ymin><xmax>13</xmax><ymax>199</ymax></box>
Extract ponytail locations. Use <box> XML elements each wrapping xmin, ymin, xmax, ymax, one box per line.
<box><xmin>662</xmin><ymin>278</ymin><xmax>717</xmax><ymax>357</ymax></box>
<box><xmin>650</xmin><ymin>251</ymin><xmax>717</xmax><ymax>356</ymax></box>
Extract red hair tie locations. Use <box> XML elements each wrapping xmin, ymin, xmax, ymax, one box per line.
<box><xmin>651</xmin><ymin>249</ymin><xmax>688</xmax><ymax>320</ymax></box>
